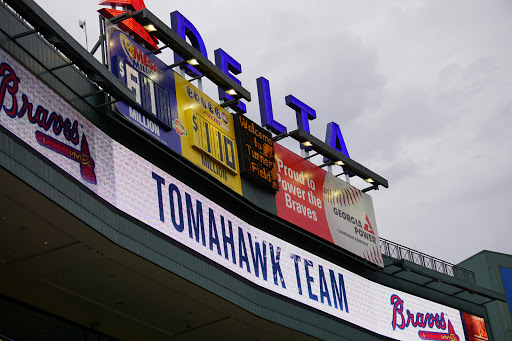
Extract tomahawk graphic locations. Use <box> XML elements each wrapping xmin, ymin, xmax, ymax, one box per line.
<box><xmin>418</xmin><ymin>320</ymin><xmax>459</xmax><ymax>341</ymax></box>
<box><xmin>36</xmin><ymin>131</ymin><xmax>97</xmax><ymax>184</ymax></box>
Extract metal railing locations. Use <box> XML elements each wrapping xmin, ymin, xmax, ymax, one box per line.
<box><xmin>379</xmin><ymin>237</ymin><xmax>476</xmax><ymax>284</ymax></box>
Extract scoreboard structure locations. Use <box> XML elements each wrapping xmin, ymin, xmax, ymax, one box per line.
<box><xmin>0</xmin><ymin>0</ymin><xmax>507</xmax><ymax>340</ymax></box>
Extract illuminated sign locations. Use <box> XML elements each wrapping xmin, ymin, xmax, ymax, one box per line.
<box><xmin>107</xmin><ymin>27</ymin><xmax>241</xmax><ymax>193</ymax></box>
<box><xmin>0</xmin><ymin>61</ymin><xmax>96</xmax><ymax>185</ymax></box>
<box><xmin>101</xmin><ymin>1</ymin><xmax>382</xmax><ymax>193</ymax></box>
<box><xmin>175</xmin><ymin>74</ymin><xmax>242</xmax><ymax>194</ymax></box>
<box><xmin>461</xmin><ymin>312</ymin><xmax>489</xmax><ymax>341</ymax></box>
<box><xmin>256</xmin><ymin>77</ymin><xmax>286</xmax><ymax>135</ymax></box>
<box><xmin>274</xmin><ymin>144</ymin><xmax>383</xmax><ymax>266</ymax></box>
<box><xmin>107</xmin><ymin>29</ymin><xmax>181</xmax><ymax>152</ymax></box>
<box><xmin>215</xmin><ymin>48</ymin><xmax>246</xmax><ymax>114</ymax></box>
<box><xmin>99</xmin><ymin>0</ymin><xmax>158</xmax><ymax>49</ymax></box>
<box><xmin>0</xmin><ymin>50</ymin><xmax>108</xmax><ymax>198</ymax></box>
<box><xmin>234</xmin><ymin>114</ymin><xmax>278</xmax><ymax>191</ymax></box>
<box><xmin>1</xmin><ymin>49</ymin><xmax>483</xmax><ymax>340</ymax></box>
<box><xmin>170</xmin><ymin>10</ymin><xmax>207</xmax><ymax>78</ymax></box>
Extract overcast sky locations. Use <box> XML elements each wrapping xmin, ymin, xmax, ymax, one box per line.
<box><xmin>34</xmin><ymin>0</ymin><xmax>511</xmax><ymax>265</ymax></box>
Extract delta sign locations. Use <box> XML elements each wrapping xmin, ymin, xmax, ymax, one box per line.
<box><xmin>99</xmin><ymin>0</ymin><xmax>353</xmax><ymax>164</ymax></box>
<box><xmin>99</xmin><ymin>0</ymin><xmax>383</xmax><ymax>264</ymax></box>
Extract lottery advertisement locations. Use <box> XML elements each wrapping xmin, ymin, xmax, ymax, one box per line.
<box><xmin>107</xmin><ymin>27</ymin><xmax>182</xmax><ymax>152</ymax></box>
<box><xmin>1</xmin><ymin>47</ymin><xmax>487</xmax><ymax>340</ymax></box>
<box><xmin>274</xmin><ymin>144</ymin><xmax>383</xmax><ymax>267</ymax></box>
<box><xmin>174</xmin><ymin>73</ymin><xmax>242</xmax><ymax>195</ymax></box>
<box><xmin>107</xmin><ymin>25</ymin><xmax>241</xmax><ymax>194</ymax></box>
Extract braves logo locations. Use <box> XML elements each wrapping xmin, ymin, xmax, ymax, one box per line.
<box><xmin>390</xmin><ymin>294</ymin><xmax>460</xmax><ymax>340</ymax></box>
<box><xmin>36</xmin><ymin>131</ymin><xmax>96</xmax><ymax>184</ymax></box>
<box><xmin>0</xmin><ymin>62</ymin><xmax>97</xmax><ymax>184</ymax></box>
<box><xmin>419</xmin><ymin>320</ymin><xmax>460</xmax><ymax>341</ymax></box>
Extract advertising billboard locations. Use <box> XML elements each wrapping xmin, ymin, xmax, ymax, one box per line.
<box><xmin>107</xmin><ymin>26</ymin><xmax>242</xmax><ymax>194</ymax></box>
<box><xmin>174</xmin><ymin>74</ymin><xmax>242</xmax><ymax>194</ymax></box>
<box><xmin>461</xmin><ymin>312</ymin><xmax>489</xmax><ymax>341</ymax></box>
<box><xmin>234</xmin><ymin>114</ymin><xmax>278</xmax><ymax>191</ymax></box>
<box><xmin>107</xmin><ymin>27</ymin><xmax>181</xmax><ymax>152</ymax></box>
<box><xmin>0</xmin><ymin>48</ymin><xmax>488</xmax><ymax>340</ymax></box>
<box><xmin>274</xmin><ymin>143</ymin><xmax>383</xmax><ymax>267</ymax></box>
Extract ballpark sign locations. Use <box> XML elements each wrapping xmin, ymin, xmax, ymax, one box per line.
<box><xmin>274</xmin><ymin>144</ymin><xmax>383</xmax><ymax>267</ymax></box>
<box><xmin>1</xmin><ymin>47</ymin><xmax>484</xmax><ymax>340</ymax></box>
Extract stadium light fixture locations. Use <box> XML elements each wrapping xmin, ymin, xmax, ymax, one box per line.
<box><xmin>144</xmin><ymin>24</ymin><xmax>157</xmax><ymax>32</ymax></box>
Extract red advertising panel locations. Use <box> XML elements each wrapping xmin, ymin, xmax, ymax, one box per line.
<box><xmin>275</xmin><ymin>143</ymin><xmax>383</xmax><ymax>267</ymax></box>
<box><xmin>461</xmin><ymin>313</ymin><xmax>489</xmax><ymax>341</ymax></box>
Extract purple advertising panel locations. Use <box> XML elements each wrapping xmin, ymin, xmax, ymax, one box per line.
<box><xmin>107</xmin><ymin>27</ymin><xmax>181</xmax><ymax>153</ymax></box>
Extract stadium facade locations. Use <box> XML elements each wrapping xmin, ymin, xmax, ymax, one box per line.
<box><xmin>0</xmin><ymin>0</ymin><xmax>509</xmax><ymax>340</ymax></box>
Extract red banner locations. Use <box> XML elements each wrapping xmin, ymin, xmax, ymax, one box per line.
<box><xmin>274</xmin><ymin>143</ymin><xmax>383</xmax><ymax>267</ymax></box>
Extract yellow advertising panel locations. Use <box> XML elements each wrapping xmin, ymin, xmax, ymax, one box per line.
<box><xmin>174</xmin><ymin>73</ymin><xmax>242</xmax><ymax>194</ymax></box>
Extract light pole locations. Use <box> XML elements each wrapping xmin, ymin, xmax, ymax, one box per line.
<box><xmin>78</xmin><ymin>20</ymin><xmax>88</xmax><ymax>51</ymax></box>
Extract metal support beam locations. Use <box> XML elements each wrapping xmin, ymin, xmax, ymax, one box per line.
<box><xmin>95</xmin><ymin>100</ymin><xmax>117</xmax><ymax>109</ymax></box>
<box><xmin>150</xmin><ymin>45</ymin><xmax>168</xmax><ymax>54</ymax></box>
<box><xmin>220</xmin><ymin>98</ymin><xmax>239</xmax><ymax>108</ymax></box>
<box><xmin>318</xmin><ymin>161</ymin><xmax>334</xmax><ymax>168</ymax></box>
<box><xmin>287</xmin><ymin>129</ymin><xmax>389</xmax><ymax>189</ymax></box>
<box><xmin>49</xmin><ymin>61</ymin><xmax>74</xmax><ymax>71</ymax></box>
<box><xmin>304</xmin><ymin>152</ymin><xmax>319</xmax><ymax>160</ymax></box>
<box><xmin>271</xmin><ymin>132</ymin><xmax>290</xmax><ymax>142</ymax></box>
<box><xmin>188</xmin><ymin>75</ymin><xmax>203</xmax><ymax>82</ymax></box>
<box><xmin>362</xmin><ymin>185</ymin><xmax>379</xmax><ymax>193</ymax></box>
<box><xmin>12</xmin><ymin>29</ymin><xmax>38</xmax><ymax>39</ymax></box>
<box><xmin>168</xmin><ymin>59</ymin><xmax>188</xmax><ymax>69</ymax></box>
<box><xmin>82</xmin><ymin>90</ymin><xmax>105</xmax><ymax>98</ymax></box>
<box><xmin>90</xmin><ymin>36</ymin><xmax>103</xmax><ymax>56</ymax></box>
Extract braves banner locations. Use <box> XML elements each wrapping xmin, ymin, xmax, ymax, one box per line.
<box><xmin>274</xmin><ymin>144</ymin><xmax>383</xmax><ymax>267</ymax></box>
<box><xmin>1</xmin><ymin>48</ymin><xmax>487</xmax><ymax>340</ymax></box>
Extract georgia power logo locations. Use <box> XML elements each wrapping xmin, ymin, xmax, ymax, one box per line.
<box><xmin>390</xmin><ymin>294</ymin><xmax>460</xmax><ymax>341</ymax></box>
<box><xmin>0</xmin><ymin>62</ymin><xmax>97</xmax><ymax>184</ymax></box>
<box><xmin>324</xmin><ymin>184</ymin><xmax>383</xmax><ymax>265</ymax></box>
